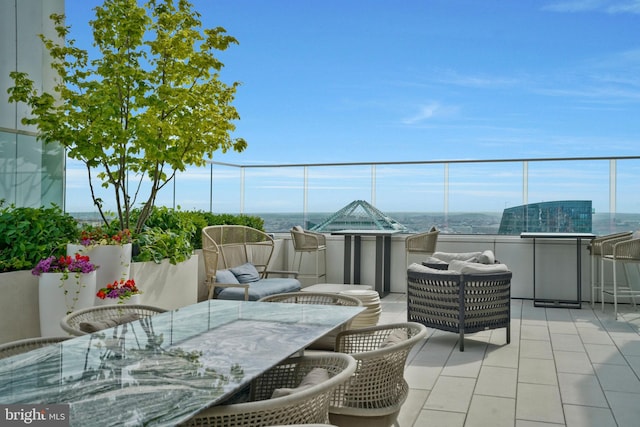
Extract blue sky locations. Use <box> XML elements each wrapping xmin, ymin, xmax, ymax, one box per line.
<box><xmin>65</xmin><ymin>0</ymin><xmax>640</xmax><ymax>163</ymax></box>
<box><xmin>63</xmin><ymin>0</ymin><xmax>640</xmax><ymax>214</ymax></box>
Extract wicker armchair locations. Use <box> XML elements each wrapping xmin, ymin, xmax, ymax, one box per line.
<box><xmin>181</xmin><ymin>353</ymin><xmax>357</xmax><ymax>427</ymax></box>
<box><xmin>258</xmin><ymin>292</ymin><xmax>363</xmax><ymax>350</ymax></box>
<box><xmin>291</xmin><ymin>226</ymin><xmax>327</xmax><ymax>284</ymax></box>
<box><xmin>202</xmin><ymin>225</ymin><xmax>300</xmax><ymax>300</ymax></box>
<box><xmin>0</xmin><ymin>336</ymin><xmax>70</xmax><ymax>359</ymax></box>
<box><xmin>328</xmin><ymin>322</ymin><xmax>428</xmax><ymax>427</ymax></box>
<box><xmin>405</xmin><ymin>228</ymin><xmax>439</xmax><ymax>266</ymax></box>
<box><xmin>59</xmin><ymin>304</ymin><xmax>167</xmax><ymax>336</ymax></box>
<box><xmin>407</xmin><ymin>263</ymin><xmax>512</xmax><ymax>351</ymax></box>
<box><xmin>601</xmin><ymin>237</ymin><xmax>640</xmax><ymax>319</ymax></box>
<box><xmin>589</xmin><ymin>232</ymin><xmax>633</xmax><ymax>307</ymax></box>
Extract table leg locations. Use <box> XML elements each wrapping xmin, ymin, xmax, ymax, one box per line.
<box><xmin>383</xmin><ymin>235</ymin><xmax>391</xmax><ymax>296</ymax></box>
<box><xmin>354</xmin><ymin>235</ymin><xmax>361</xmax><ymax>284</ymax></box>
<box><xmin>343</xmin><ymin>235</ymin><xmax>351</xmax><ymax>284</ymax></box>
<box><xmin>374</xmin><ymin>236</ymin><xmax>383</xmax><ymax>295</ymax></box>
<box><xmin>576</xmin><ymin>238</ymin><xmax>582</xmax><ymax>308</ymax></box>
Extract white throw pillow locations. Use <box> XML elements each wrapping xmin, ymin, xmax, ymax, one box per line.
<box><xmin>448</xmin><ymin>260</ymin><xmax>509</xmax><ymax>274</ymax></box>
<box><xmin>271</xmin><ymin>367</ymin><xmax>329</xmax><ymax>398</ymax></box>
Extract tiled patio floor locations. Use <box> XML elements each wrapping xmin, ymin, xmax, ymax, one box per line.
<box><xmin>378</xmin><ymin>293</ymin><xmax>640</xmax><ymax>427</ymax></box>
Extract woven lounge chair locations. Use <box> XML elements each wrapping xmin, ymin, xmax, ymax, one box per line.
<box><xmin>59</xmin><ymin>304</ymin><xmax>167</xmax><ymax>336</ymax></box>
<box><xmin>407</xmin><ymin>262</ymin><xmax>512</xmax><ymax>351</ymax></box>
<box><xmin>181</xmin><ymin>353</ymin><xmax>357</xmax><ymax>427</ymax></box>
<box><xmin>328</xmin><ymin>322</ymin><xmax>428</xmax><ymax>427</ymax></box>
<box><xmin>0</xmin><ymin>336</ymin><xmax>70</xmax><ymax>359</ymax></box>
<box><xmin>202</xmin><ymin>225</ymin><xmax>301</xmax><ymax>301</ymax></box>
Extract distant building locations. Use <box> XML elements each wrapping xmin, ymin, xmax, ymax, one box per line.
<box><xmin>1</xmin><ymin>0</ymin><xmax>65</xmax><ymax>209</ymax></box>
<box><xmin>498</xmin><ymin>200</ymin><xmax>592</xmax><ymax>234</ymax></box>
<box><xmin>310</xmin><ymin>200</ymin><xmax>408</xmax><ymax>232</ymax></box>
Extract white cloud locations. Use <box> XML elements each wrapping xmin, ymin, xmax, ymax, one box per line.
<box><xmin>543</xmin><ymin>0</ymin><xmax>640</xmax><ymax>14</ymax></box>
<box><xmin>402</xmin><ymin>103</ymin><xmax>458</xmax><ymax>125</ymax></box>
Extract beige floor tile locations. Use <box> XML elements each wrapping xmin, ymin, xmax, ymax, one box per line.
<box><xmin>397</xmin><ymin>388</ymin><xmax>429</xmax><ymax>427</ymax></box>
<box><xmin>553</xmin><ymin>350</ymin><xmax>593</xmax><ymax>374</ymax></box>
<box><xmin>550</xmin><ymin>333</ymin><xmax>584</xmax><ymax>352</ymax></box>
<box><xmin>465</xmin><ymin>395</ymin><xmax>515</xmax><ymax>427</ymax></box>
<box><xmin>405</xmin><ymin>363</ymin><xmax>441</xmax><ymax>391</ymax></box>
<box><xmin>584</xmin><ymin>343</ymin><xmax>627</xmax><ymax>365</ymax></box>
<box><xmin>414</xmin><ymin>409</ymin><xmax>466</xmax><ymax>427</ymax></box>
<box><xmin>516</xmin><ymin>383</ymin><xmax>564</xmax><ymax>424</ymax></box>
<box><xmin>557</xmin><ymin>372</ymin><xmax>608</xmax><ymax>407</ymax></box>
<box><xmin>605</xmin><ymin>390</ymin><xmax>640</xmax><ymax>427</ymax></box>
<box><xmin>475</xmin><ymin>365</ymin><xmax>517</xmax><ymax>398</ymax></box>
<box><xmin>521</xmin><ymin>325</ymin><xmax>550</xmax><ymax>341</ymax></box>
<box><xmin>519</xmin><ymin>339</ymin><xmax>553</xmax><ymax>360</ymax></box>
<box><xmin>423</xmin><ymin>376</ymin><xmax>476</xmax><ymax>413</ymax></box>
<box><xmin>441</xmin><ymin>347</ymin><xmax>485</xmax><ymax>378</ymax></box>
<box><xmin>483</xmin><ymin>346</ymin><xmax>519</xmax><ymax>369</ymax></box>
<box><xmin>593</xmin><ymin>363</ymin><xmax>640</xmax><ymax>393</ymax></box>
<box><xmin>518</xmin><ymin>358</ymin><xmax>557</xmax><ymax>385</ymax></box>
<box><xmin>563</xmin><ymin>404</ymin><xmax>616</xmax><ymax>427</ymax></box>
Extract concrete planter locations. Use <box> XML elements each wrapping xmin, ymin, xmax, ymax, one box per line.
<box><xmin>67</xmin><ymin>243</ymin><xmax>133</xmax><ymax>305</ymax></box>
<box><xmin>38</xmin><ymin>270</ymin><xmax>97</xmax><ymax>337</ymax></box>
<box><xmin>133</xmin><ymin>254</ymin><xmax>198</xmax><ymax>310</ymax></box>
<box><xmin>0</xmin><ymin>270</ymin><xmax>39</xmax><ymax>344</ymax></box>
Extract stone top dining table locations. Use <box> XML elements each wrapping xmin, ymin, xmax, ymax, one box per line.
<box><xmin>0</xmin><ymin>299</ymin><xmax>364</xmax><ymax>426</ymax></box>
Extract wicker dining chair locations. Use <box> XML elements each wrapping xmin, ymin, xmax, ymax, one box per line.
<box><xmin>328</xmin><ymin>322</ymin><xmax>428</xmax><ymax>427</ymax></box>
<box><xmin>0</xmin><ymin>336</ymin><xmax>70</xmax><ymax>359</ymax></box>
<box><xmin>258</xmin><ymin>292</ymin><xmax>363</xmax><ymax>350</ymax></box>
<box><xmin>405</xmin><ymin>227</ymin><xmax>439</xmax><ymax>266</ymax></box>
<box><xmin>181</xmin><ymin>353</ymin><xmax>357</xmax><ymax>427</ymax></box>
<box><xmin>60</xmin><ymin>304</ymin><xmax>167</xmax><ymax>336</ymax></box>
<box><xmin>291</xmin><ymin>226</ymin><xmax>327</xmax><ymax>284</ymax></box>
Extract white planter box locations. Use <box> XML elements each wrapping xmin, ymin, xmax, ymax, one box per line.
<box><xmin>0</xmin><ymin>270</ymin><xmax>39</xmax><ymax>343</ymax></box>
<box><xmin>39</xmin><ymin>270</ymin><xmax>97</xmax><ymax>337</ymax></box>
<box><xmin>132</xmin><ymin>254</ymin><xmax>198</xmax><ymax>310</ymax></box>
<box><xmin>67</xmin><ymin>243</ymin><xmax>132</xmax><ymax>305</ymax></box>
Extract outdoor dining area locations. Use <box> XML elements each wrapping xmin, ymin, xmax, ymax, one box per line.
<box><xmin>2</xmin><ymin>225</ymin><xmax>640</xmax><ymax>426</ymax></box>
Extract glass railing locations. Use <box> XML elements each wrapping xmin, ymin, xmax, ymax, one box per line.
<box><xmin>69</xmin><ymin>156</ymin><xmax>640</xmax><ymax>235</ymax></box>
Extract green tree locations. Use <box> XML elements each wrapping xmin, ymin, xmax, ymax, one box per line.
<box><xmin>7</xmin><ymin>0</ymin><xmax>246</xmax><ymax>233</ymax></box>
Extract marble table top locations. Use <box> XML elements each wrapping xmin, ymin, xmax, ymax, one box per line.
<box><xmin>0</xmin><ymin>300</ymin><xmax>364</xmax><ymax>426</ymax></box>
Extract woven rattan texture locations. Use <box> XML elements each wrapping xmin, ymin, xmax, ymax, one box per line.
<box><xmin>60</xmin><ymin>304</ymin><xmax>167</xmax><ymax>336</ymax></box>
<box><xmin>407</xmin><ymin>269</ymin><xmax>512</xmax><ymax>351</ymax></box>
<box><xmin>182</xmin><ymin>353</ymin><xmax>356</xmax><ymax>427</ymax></box>
<box><xmin>329</xmin><ymin>322</ymin><xmax>427</xmax><ymax>426</ymax></box>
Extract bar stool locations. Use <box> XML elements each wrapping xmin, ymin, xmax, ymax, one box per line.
<box><xmin>290</xmin><ymin>226</ymin><xmax>327</xmax><ymax>284</ymax></box>
<box><xmin>590</xmin><ymin>232</ymin><xmax>632</xmax><ymax>307</ymax></box>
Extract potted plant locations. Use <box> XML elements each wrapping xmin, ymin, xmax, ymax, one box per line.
<box><xmin>67</xmin><ymin>225</ymin><xmax>133</xmax><ymax>301</ymax></box>
<box><xmin>32</xmin><ymin>253</ymin><xmax>98</xmax><ymax>337</ymax></box>
<box><xmin>96</xmin><ymin>278</ymin><xmax>141</xmax><ymax>305</ymax></box>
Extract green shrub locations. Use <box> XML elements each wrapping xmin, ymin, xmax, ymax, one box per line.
<box><xmin>0</xmin><ymin>203</ymin><xmax>80</xmax><ymax>272</ymax></box>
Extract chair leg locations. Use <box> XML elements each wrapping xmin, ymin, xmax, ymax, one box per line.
<box><xmin>601</xmin><ymin>261</ymin><xmax>604</xmax><ymax>312</ymax></box>
<box><xmin>459</xmin><ymin>330</ymin><xmax>464</xmax><ymax>352</ymax></box>
<box><xmin>613</xmin><ymin>260</ymin><xmax>619</xmax><ymax>320</ymax></box>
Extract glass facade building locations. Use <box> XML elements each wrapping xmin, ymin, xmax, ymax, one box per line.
<box><xmin>0</xmin><ymin>0</ymin><xmax>65</xmax><ymax>208</ymax></box>
<box><xmin>498</xmin><ymin>200</ymin><xmax>593</xmax><ymax>234</ymax></box>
